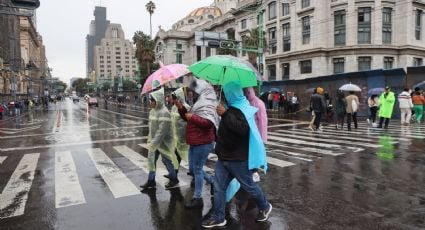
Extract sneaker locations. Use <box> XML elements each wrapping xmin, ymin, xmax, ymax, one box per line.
<box><xmin>184</xmin><ymin>198</ymin><xmax>203</xmax><ymax>209</ymax></box>
<box><xmin>256</xmin><ymin>203</ymin><xmax>272</xmax><ymax>222</ymax></box>
<box><xmin>140</xmin><ymin>180</ymin><xmax>156</xmax><ymax>190</ymax></box>
<box><xmin>366</xmin><ymin>119</ymin><xmax>370</xmax><ymax>124</ymax></box>
<box><xmin>253</xmin><ymin>172</ymin><xmax>261</xmax><ymax>182</ymax></box>
<box><xmin>165</xmin><ymin>179</ymin><xmax>179</xmax><ymax>190</ymax></box>
<box><xmin>308</xmin><ymin>126</ymin><xmax>314</xmax><ymax>131</ymax></box>
<box><xmin>201</xmin><ymin>217</ymin><xmax>227</xmax><ymax>229</ymax></box>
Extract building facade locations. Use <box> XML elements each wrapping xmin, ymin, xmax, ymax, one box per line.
<box><xmin>94</xmin><ymin>24</ymin><xmax>138</xmax><ymax>85</ymax></box>
<box><xmin>264</xmin><ymin>0</ymin><xmax>425</xmax><ymax>81</ymax></box>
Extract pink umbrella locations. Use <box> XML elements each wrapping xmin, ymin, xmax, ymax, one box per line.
<box><xmin>141</xmin><ymin>62</ymin><xmax>190</xmax><ymax>94</ymax></box>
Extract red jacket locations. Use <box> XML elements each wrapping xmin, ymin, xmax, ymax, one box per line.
<box><xmin>178</xmin><ymin>107</ymin><xmax>216</xmax><ymax>146</ymax></box>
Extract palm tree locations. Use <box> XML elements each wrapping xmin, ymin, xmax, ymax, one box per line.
<box><xmin>133</xmin><ymin>31</ymin><xmax>155</xmax><ymax>86</ymax></box>
<box><xmin>145</xmin><ymin>1</ymin><xmax>156</xmax><ymax>38</ymax></box>
<box><xmin>242</xmin><ymin>28</ymin><xmax>267</xmax><ymax>69</ymax></box>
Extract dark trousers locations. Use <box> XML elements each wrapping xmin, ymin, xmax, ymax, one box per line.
<box><xmin>369</xmin><ymin>107</ymin><xmax>378</xmax><ymax>123</ymax></box>
<box><xmin>336</xmin><ymin>113</ymin><xmax>345</xmax><ymax>128</ymax></box>
<box><xmin>379</xmin><ymin>117</ymin><xmax>390</xmax><ymax>128</ymax></box>
<box><xmin>347</xmin><ymin>112</ymin><xmax>358</xmax><ymax>130</ymax></box>
<box><xmin>313</xmin><ymin>111</ymin><xmax>322</xmax><ymax>129</ymax></box>
<box><xmin>268</xmin><ymin>100</ymin><xmax>273</xmax><ymax>109</ymax></box>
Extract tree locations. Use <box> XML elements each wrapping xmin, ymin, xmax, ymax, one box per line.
<box><xmin>71</xmin><ymin>78</ymin><xmax>90</xmax><ymax>94</ymax></box>
<box><xmin>242</xmin><ymin>28</ymin><xmax>267</xmax><ymax>68</ymax></box>
<box><xmin>133</xmin><ymin>31</ymin><xmax>156</xmax><ymax>88</ymax></box>
<box><xmin>145</xmin><ymin>1</ymin><xmax>156</xmax><ymax>38</ymax></box>
<box><xmin>101</xmin><ymin>81</ymin><xmax>111</xmax><ymax>91</ymax></box>
<box><xmin>53</xmin><ymin>80</ymin><xmax>67</xmax><ymax>93</ymax></box>
<box><xmin>123</xmin><ymin>79</ymin><xmax>137</xmax><ymax>91</ymax></box>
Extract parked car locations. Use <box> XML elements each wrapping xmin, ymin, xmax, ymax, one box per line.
<box><xmin>88</xmin><ymin>98</ymin><xmax>98</xmax><ymax>107</ymax></box>
<box><xmin>72</xmin><ymin>96</ymin><xmax>79</xmax><ymax>103</ymax></box>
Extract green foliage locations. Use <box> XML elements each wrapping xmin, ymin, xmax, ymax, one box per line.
<box><xmin>71</xmin><ymin>78</ymin><xmax>90</xmax><ymax>94</ymax></box>
<box><xmin>242</xmin><ymin>28</ymin><xmax>267</xmax><ymax>67</ymax></box>
<box><xmin>54</xmin><ymin>81</ymin><xmax>68</xmax><ymax>93</ymax></box>
<box><xmin>101</xmin><ymin>81</ymin><xmax>111</xmax><ymax>91</ymax></box>
<box><xmin>123</xmin><ymin>79</ymin><xmax>137</xmax><ymax>91</ymax></box>
<box><xmin>133</xmin><ymin>30</ymin><xmax>156</xmax><ymax>87</ymax></box>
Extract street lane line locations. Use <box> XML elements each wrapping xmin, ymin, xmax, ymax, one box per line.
<box><xmin>275</xmin><ymin>129</ymin><xmax>403</xmax><ymax>142</ymax></box>
<box><xmin>269</xmin><ymin>132</ymin><xmax>382</xmax><ymax>148</ymax></box>
<box><xmin>268</xmin><ymin>123</ymin><xmax>309</xmax><ymax>128</ymax></box>
<box><xmin>320</xmin><ymin>126</ymin><xmax>425</xmax><ymax>139</ymax></box>
<box><xmin>97</xmin><ymin>108</ymin><xmax>149</xmax><ymax>121</ymax></box>
<box><xmin>55</xmin><ymin>151</ymin><xmax>86</xmax><ymax>208</ymax></box>
<box><xmin>266</xmin><ymin>148</ymin><xmax>314</xmax><ymax>162</ymax></box>
<box><xmin>0</xmin><ymin>136</ymin><xmax>148</xmax><ymax>152</ymax></box>
<box><xmin>114</xmin><ymin>145</ymin><xmax>187</xmax><ymax>187</ymax></box>
<box><xmin>267</xmin><ymin>141</ymin><xmax>343</xmax><ymax>156</ymax></box>
<box><xmin>0</xmin><ymin>156</ymin><xmax>6</xmax><ymax>164</ymax></box>
<box><xmin>0</xmin><ymin>153</ymin><xmax>40</xmax><ymax>219</ymax></box>
<box><xmin>86</xmin><ymin>148</ymin><xmax>140</xmax><ymax>198</ymax></box>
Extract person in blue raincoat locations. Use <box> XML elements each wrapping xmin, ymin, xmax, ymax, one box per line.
<box><xmin>202</xmin><ymin>81</ymin><xmax>271</xmax><ymax>229</ymax></box>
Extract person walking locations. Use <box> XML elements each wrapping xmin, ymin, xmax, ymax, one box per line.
<box><xmin>177</xmin><ymin>79</ymin><xmax>219</xmax><ymax>209</ymax></box>
<box><xmin>335</xmin><ymin>91</ymin><xmax>346</xmax><ymax>130</ymax></box>
<box><xmin>244</xmin><ymin>87</ymin><xmax>268</xmax><ymax>143</ymax></box>
<box><xmin>267</xmin><ymin>91</ymin><xmax>273</xmax><ymax>110</ymax></box>
<box><xmin>170</xmin><ymin>88</ymin><xmax>190</xmax><ymax>176</ymax></box>
<box><xmin>291</xmin><ymin>93</ymin><xmax>299</xmax><ymax>113</ymax></box>
<box><xmin>202</xmin><ymin>81</ymin><xmax>271</xmax><ymax>229</ymax></box>
<box><xmin>367</xmin><ymin>94</ymin><xmax>379</xmax><ymax>125</ymax></box>
<box><xmin>140</xmin><ymin>87</ymin><xmax>180</xmax><ymax>190</ymax></box>
<box><xmin>345</xmin><ymin>91</ymin><xmax>360</xmax><ymax>131</ymax></box>
<box><xmin>398</xmin><ymin>88</ymin><xmax>414</xmax><ymax>125</ymax></box>
<box><xmin>309</xmin><ymin>87</ymin><xmax>326</xmax><ymax>131</ymax></box>
<box><xmin>412</xmin><ymin>87</ymin><xmax>425</xmax><ymax>124</ymax></box>
<box><xmin>378</xmin><ymin>86</ymin><xmax>395</xmax><ymax>128</ymax></box>
<box><xmin>272</xmin><ymin>92</ymin><xmax>280</xmax><ymax>111</ymax></box>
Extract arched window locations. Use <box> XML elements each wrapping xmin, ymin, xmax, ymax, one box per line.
<box><xmin>208</xmin><ymin>15</ymin><xmax>214</xmax><ymax>19</ymax></box>
<box><xmin>188</xmin><ymin>19</ymin><xmax>195</xmax><ymax>23</ymax></box>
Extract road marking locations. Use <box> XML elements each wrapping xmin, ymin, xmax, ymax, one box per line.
<box><xmin>86</xmin><ymin>148</ymin><xmax>140</xmax><ymax>198</ymax></box>
<box><xmin>269</xmin><ymin>132</ymin><xmax>382</xmax><ymax>148</ymax></box>
<box><xmin>268</xmin><ymin>123</ymin><xmax>309</xmax><ymax>128</ymax></box>
<box><xmin>266</xmin><ymin>148</ymin><xmax>314</xmax><ymax>162</ymax></box>
<box><xmin>0</xmin><ymin>126</ymin><xmax>41</xmax><ymax>134</ymax></box>
<box><xmin>0</xmin><ymin>156</ymin><xmax>6</xmax><ymax>164</ymax></box>
<box><xmin>97</xmin><ymin>108</ymin><xmax>149</xmax><ymax>121</ymax></box>
<box><xmin>0</xmin><ymin>153</ymin><xmax>40</xmax><ymax>219</ymax></box>
<box><xmin>0</xmin><ymin>136</ymin><xmax>148</xmax><ymax>152</ymax></box>
<box><xmin>55</xmin><ymin>151</ymin><xmax>86</xmax><ymax>208</ymax></box>
<box><xmin>320</xmin><ymin>126</ymin><xmax>425</xmax><ymax>139</ymax></box>
<box><xmin>267</xmin><ymin>141</ymin><xmax>343</xmax><ymax>156</ymax></box>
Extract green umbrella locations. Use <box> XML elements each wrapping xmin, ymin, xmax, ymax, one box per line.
<box><xmin>189</xmin><ymin>55</ymin><xmax>259</xmax><ymax>88</ymax></box>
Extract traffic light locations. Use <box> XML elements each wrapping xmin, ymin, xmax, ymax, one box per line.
<box><xmin>11</xmin><ymin>0</ymin><xmax>40</xmax><ymax>9</ymax></box>
<box><xmin>220</xmin><ymin>41</ymin><xmax>235</xmax><ymax>49</ymax></box>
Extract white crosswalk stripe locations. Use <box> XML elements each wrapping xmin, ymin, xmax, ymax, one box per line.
<box><xmin>86</xmin><ymin>148</ymin><xmax>140</xmax><ymax>198</ymax></box>
<box><xmin>0</xmin><ymin>153</ymin><xmax>40</xmax><ymax>219</ymax></box>
<box><xmin>55</xmin><ymin>151</ymin><xmax>86</xmax><ymax>208</ymax></box>
<box><xmin>268</xmin><ymin>135</ymin><xmax>364</xmax><ymax>152</ymax></box>
<box><xmin>0</xmin><ymin>156</ymin><xmax>6</xmax><ymax>164</ymax></box>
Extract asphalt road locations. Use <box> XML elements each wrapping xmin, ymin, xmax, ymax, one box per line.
<box><xmin>0</xmin><ymin>99</ymin><xmax>424</xmax><ymax>230</ymax></box>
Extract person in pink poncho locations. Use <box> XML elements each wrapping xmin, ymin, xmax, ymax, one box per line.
<box><xmin>244</xmin><ymin>87</ymin><xmax>268</xmax><ymax>143</ymax></box>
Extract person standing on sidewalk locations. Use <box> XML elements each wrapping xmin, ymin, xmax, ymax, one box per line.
<box><xmin>140</xmin><ymin>87</ymin><xmax>180</xmax><ymax>191</ymax></box>
<box><xmin>378</xmin><ymin>86</ymin><xmax>396</xmax><ymax>128</ymax></box>
<box><xmin>345</xmin><ymin>91</ymin><xmax>360</xmax><ymax>131</ymax></box>
<box><xmin>309</xmin><ymin>87</ymin><xmax>326</xmax><ymax>131</ymax></box>
<box><xmin>367</xmin><ymin>94</ymin><xmax>379</xmax><ymax>126</ymax></box>
<box><xmin>398</xmin><ymin>88</ymin><xmax>414</xmax><ymax>125</ymax></box>
<box><xmin>202</xmin><ymin>81</ymin><xmax>271</xmax><ymax>229</ymax></box>
<box><xmin>412</xmin><ymin>87</ymin><xmax>425</xmax><ymax>124</ymax></box>
<box><xmin>335</xmin><ymin>91</ymin><xmax>346</xmax><ymax>130</ymax></box>
<box><xmin>177</xmin><ymin>79</ymin><xmax>219</xmax><ymax>209</ymax></box>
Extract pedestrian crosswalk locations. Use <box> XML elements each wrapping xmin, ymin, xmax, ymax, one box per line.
<box><xmin>0</xmin><ymin>122</ymin><xmax>424</xmax><ymax>219</ymax></box>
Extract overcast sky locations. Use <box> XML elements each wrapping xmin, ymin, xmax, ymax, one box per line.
<box><xmin>37</xmin><ymin>0</ymin><xmax>212</xmax><ymax>85</ymax></box>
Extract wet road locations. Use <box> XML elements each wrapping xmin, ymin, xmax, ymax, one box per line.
<box><xmin>0</xmin><ymin>99</ymin><xmax>425</xmax><ymax>230</ymax></box>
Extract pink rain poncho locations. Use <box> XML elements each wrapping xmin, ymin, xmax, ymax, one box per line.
<box><xmin>244</xmin><ymin>87</ymin><xmax>268</xmax><ymax>143</ymax></box>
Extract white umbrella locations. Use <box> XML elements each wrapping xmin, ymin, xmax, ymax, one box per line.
<box><xmin>339</xmin><ymin>83</ymin><xmax>361</xmax><ymax>92</ymax></box>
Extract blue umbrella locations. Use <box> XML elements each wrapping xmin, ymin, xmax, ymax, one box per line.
<box><xmin>368</xmin><ymin>87</ymin><xmax>385</xmax><ymax>95</ymax></box>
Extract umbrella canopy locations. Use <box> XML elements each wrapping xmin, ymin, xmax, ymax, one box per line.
<box><xmin>339</xmin><ymin>83</ymin><xmax>361</xmax><ymax>92</ymax></box>
<box><xmin>188</xmin><ymin>55</ymin><xmax>260</xmax><ymax>88</ymax></box>
<box><xmin>368</xmin><ymin>87</ymin><xmax>385</xmax><ymax>95</ymax></box>
<box><xmin>141</xmin><ymin>62</ymin><xmax>190</xmax><ymax>94</ymax></box>
<box><xmin>270</xmin><ymin>88</ymin><xmax>280</xmax><ymax>92</ymax></box>
<box><xmin>305</xmin><ymin>88</ymin><xmax>316</xmax><ymax>94</ymax></box>
<box><xmin>413</xmin><ymin>80</ymin><xmax>425</xmax><ymax>89</ymax></box>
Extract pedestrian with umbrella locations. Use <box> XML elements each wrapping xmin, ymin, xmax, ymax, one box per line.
<box><xmin>378</xmin><ymin>86</ymin><xmax>396</xmax><ymax>128</ymax></box>
<box><xmin>345</xmin><ymin>91</ymin><xmax>360</xmax><ymax>131</ymax></box>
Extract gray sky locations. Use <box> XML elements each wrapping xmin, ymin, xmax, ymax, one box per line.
<box><xmin>37</xmin><ymin>0</ymin><xmax>212</xmax><ymax>85</ymax></box>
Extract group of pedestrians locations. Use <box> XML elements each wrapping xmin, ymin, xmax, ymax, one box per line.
<box><xmin>265</xmin><ymin>91</ymin><xmax>299</xmax><ymax>113</ymax></box>
<box><xmin>142</xmin><ymin>78</ymin><xmax>272</xmax><ymax>228</ymax></box>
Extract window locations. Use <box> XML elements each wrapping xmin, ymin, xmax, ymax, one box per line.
<box><xmin>358</xmin><ymin>7</ymin><xmax>371</xmax><ymax>44</ymax></box>
<box><xmin>197</xmin><ymin>46</ymin><xmax>202</xmax><ymax>61</ymax></box>
<box><xmin>302</xmin><ymin>16</ymin><xmax>310</xmax><ymax>44</ymax></box>
<box><xmin>358</xmin><ymin>56</ymin><xmax>371</xmax><ymax>71</ymax></box>
<box><xmin>107</xmin><ymin>61</ymin><xmax>111</xmax><ymax>64</ymax></box>
<box><xmin>416</xmin><ymin>10</ymin><xmax>422</xmax><ymax>40</ymax></box>
<box><xmin>241</xmin><ymin>19</ymin><xmax>247</xmax><ymax>29</ymax></box>
<box><xmin>100</xmin><ymin>61</ymin><xmax>104</xmax><ymax>64</ymax></box>
<box><xmin>282</xmin><ymin>3</ymin><xmax>290</xmax><ymax>16</ymax></box>
<box><xmin>188</xmin><ymin>19</ymin><xmax>194</xmax><ymax>23</ymax></box>
<box><xmin>268</xmin><ymin>1</ymin><xmax>277</xmax><ymax>20</ymax></box>
<box><xmin>176</xmin><ymin>53</ymin><xmax>182</xmax><ymax>64</ymax></box>
<box><xmin>333</xmin><ymin>58</ymin><xmax>345</xmax><ymax>73</ymax></box>
<box><xmin>383</xmin><ymin>57</ymin><xmax>393</xmax><ymax>69</ymax></box>
<box><xmin>300</xmin><ymin>60</ymin><xmax>312</xmax><ymax>74</ymax></box>
<box><xmin>100</xmin><ymin>56</ymin><xmax>104</xmax><ymax>59</ymax></box>
<box><xmin>382</xmin><ymin>8</ymin><xmax>392</xmax><ymax>44</ymax></box>
<box><xmin>107</xmin><ymin>56</ymin><xmax>111</xmax><ymax>59</ymax></box>
<box><xmin>107</xmin><ymin>65</ymin><xmax>111</xmax><ymax>68</ymax></box>
<box><xmin>208</xmin><ymin>15</ymin><xmax>214</xmax><ymax>19</ymax></box>
<box><xmin>116</xmin><ymin>52</ymin><xmax>121</xmax><ymax>55</ymax></box>
<box><xmin>115</xmin><ymin>47</ymin><xmax>120</xmax><ymax>50</ymax></box>
<box><xmin>268</xmin><ymin>64</ymin><xmax>276</xmax><ymax>80</ymax></box>
<box><xmin>100</xmin><ymin>65</ymin><xmax>104</xmax><ymax>68</ymax></box>
<box><xmin>413</xmin><ymin>57</ymin><xmax>423</xmax><ymax>66</ymax></box>
<box><xmin>301</xmin><ymin>0</ymin><xmax>310</xmax><ymax>8</ymax></box>
<box><xmin>283</xmin><ymin>23</ymin><xmax>291</xmax><ymax>52</ymax></box>
<box><xmin>125</xmin><ymin>52</ymin><xmax>129</xmax><ymax>55</ymax></box>
<box><xmin>268</xmin><ymin>27</ymin><xmax>277</xmax><ymax>54</ymax></box>
<box><xmin>125</xmin><ymin>65</ymin><xmax>130</xmax><ymax>68</ymax></box>
<box><xmin>334</xmin><ymin>10</ymin><xmax>346</xmax><ymax>45</ymax></box>
<box><xmin>282</xmin><ymin>63</ymin><xmax>290</xmax><ymax>80</ymax></box>
<box><xmin>176</xmin><ymin>43</ymin><xmax>182</xmax><ymax>50</ymax></box>
<box><xmin>116</xmin><ymin>61</ymin><xmax>121</xmax><ymax>64</ymax></box>
<box><xmin>116</xmin><ymin>56</ymin><xmax>121</xmax><ymax>59</ymax></box>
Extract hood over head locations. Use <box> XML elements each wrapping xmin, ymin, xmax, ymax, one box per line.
<box><xmin>150</xmin><ymin>87</ymin><xmax>165</xmax><ymax>109</ymax></box>
<box><xmin>172</xmin><ymin>87</ymin><xmax>186</xmax><ymax>102</ymax></box>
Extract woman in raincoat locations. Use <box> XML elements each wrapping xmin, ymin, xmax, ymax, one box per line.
<box><xmin>170</xmin><ymin>88</ymin><xmax>190</xmax><ymax>174</ymax></box>
<box><xmin>378</xmin><ymin>86</ymin><xmax>395</xmax><ymax>128</ymax></box>
<box><xmin>141</xmin><ymin>87</ymin><xmax>180</xmax><ymax>190</ymax></box>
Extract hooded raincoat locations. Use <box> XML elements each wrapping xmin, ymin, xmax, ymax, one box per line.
<box><xmin>223</xmin><ymin>82</ymin><xmax>268</xmax><ymax>202</ymax></box>
<box><xmin>379</xmin><ymin>91</ymin><xmax>395</xmax><ymax>118</ymax></box>
<box><xmin>148</xmin><ymin>88</ymin><xmax>179</xmax><ymax>171</ymax></box>
<box><xmin>171</xmin><ymin>88</ymin><xmax>190</xmax><ymax>162</ymax></box>
<box><xmin>244</xmin><ymin>87</ymin><xmax>268</xmax><ymax>143</ymax></box>
<box><xmin>189</xmin><ymin>79</ymin><xmax>220</xmax><ymax>129</ymax></box>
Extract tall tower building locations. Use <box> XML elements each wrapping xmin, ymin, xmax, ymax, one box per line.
<box><xmin>86</xmin><ymin>6</ymin><xmax>110</xmax><ymax>78</ymax></box>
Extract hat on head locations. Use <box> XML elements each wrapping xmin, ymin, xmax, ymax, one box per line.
<box><xmin>316</xmin><ymin>87</ymin><xmax>324</xmax><ymax>94</ymax></box>
<box><xmin>385</xmin><ymin>86</ymin><xmax>390</xmax><ymax>90</ymax></box>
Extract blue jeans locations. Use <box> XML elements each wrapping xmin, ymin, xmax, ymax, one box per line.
<box><xmin>148</xmin><ymin>151</ymin><xmax>177</xmax><ymax>182</ymax></box>
<box><xmin>190</xmin><ymin>143</ymin><xmax>214</xmax><ymax>198</ymax></box>
<box><xmin>213</xmin><ymin>160</ymin><xmax>269</xmax><ymax>222</ymax></box>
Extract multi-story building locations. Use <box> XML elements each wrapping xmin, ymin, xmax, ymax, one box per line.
<box><xmin>264</xmin><ymin>0</ymin><xmax>425</xmax><ymax>81</ymax></box>
<box><xmin>94</xmin><ymin>24</ymin><xmax>138</xmax><ymax>85</ymax></box>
